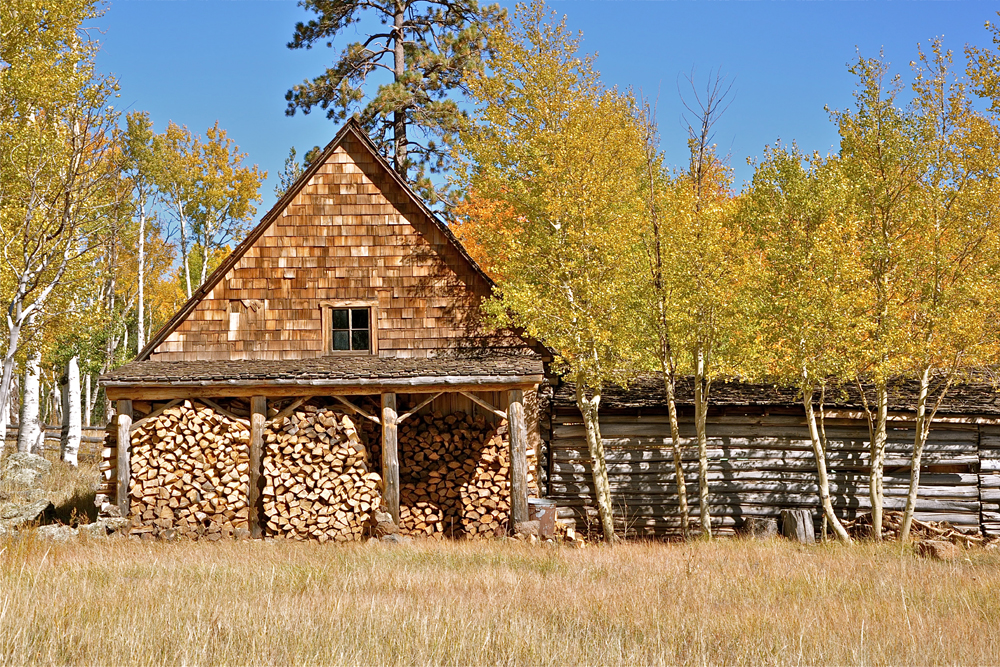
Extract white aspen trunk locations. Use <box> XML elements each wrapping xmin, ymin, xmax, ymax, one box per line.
<box><xmin>575</xmin><ymin>376</ymin><xmax>616</xmax><ymax>543</ymax></box>
<box><xmin>1</xmin><ymin>375</ymin><xmax>17</xmax><ymax>457</ymax></box>
<box><xmin>901</xmin><ymin>367</ymin><xmax>931</xmax><ymax>543</ymax></box>
<box><xmin>137</xmin><ymin>201</ymin><xmax>146</xmax><ymax>351</ymax></box>
<box><xmin>694</xmin><ymin>343</ymin><xmax>712</xmax><ymax>539</ymax></box>
<box><xmin>802</xmin><ymin>377</ymin><xmax>851</xmax><ymax>544</ymax></box>
<box><xmin>17</xmin><ymin>352</ymin><xmax>42</xmax><ymax>454</ymax></box>
<box><xmin>0</xmin><ymin>315</ymin><xmax>26</xmax><ymax>448</ymax></box>
<box><xmin>60</xmin><ymin>356</ymin><xmax>81</xmax><ymax>466</ymax></box>
<box><xmin>870</xmin><ymin>381</ymin><xmax>889</xmax><ymax>540</ymax></box>
<box><xmin>178</xmin><ymin>205</ymin><xmax>193</xmax><ymax>298</ymax></box>
<box><xmin>84</xmin><ymin>372</ymin><xmax>92</xmax><ymax>427</ymax></box>
<box><xmin>662</xmin><ymin>367</ymin><xmax>689</xmax><ymax>539</ymax></box>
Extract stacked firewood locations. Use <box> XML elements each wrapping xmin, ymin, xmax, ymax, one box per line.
<box><xmin>262</xmin><ymin>405</ymin><xmax>382</xmax><ymax>542</ymax></box>
<box><xmin>129</xmin><ymin>401</ymin><xmax>251</xmax><ymax>540</ymax></box>
<box><xmin>394</xmin><ymin>410</ymin><xmax>523</xmax><ymax>538</ymax></box>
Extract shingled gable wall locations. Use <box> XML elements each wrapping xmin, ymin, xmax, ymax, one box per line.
<box><xmin>149</xmin><ymin>124</ymin><xmax>513</xmax><ymax>362</ymax></box>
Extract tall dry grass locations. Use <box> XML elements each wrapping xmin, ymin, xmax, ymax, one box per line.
<box><xmin>0</xmin><ymin>536</ymin><xmax>998</xmax><ymax>666</ymax></box>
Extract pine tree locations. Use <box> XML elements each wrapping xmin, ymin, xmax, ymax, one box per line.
<box><xmin>284</xmin><ymin>0</ymin><xmax>501</xmax><ymax>202</ymax></box>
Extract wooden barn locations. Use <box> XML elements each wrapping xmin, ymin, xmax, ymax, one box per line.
<box><xmin>99</xmin><ymin>120</ymin><xmax>547</xmax><ymax>541</ymax></box>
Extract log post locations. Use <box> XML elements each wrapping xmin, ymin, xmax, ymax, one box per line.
<box><xmin>381</xmin><ymin>392</ymin><xmax>399</xmax><ymax>524</ymax></box>
<box><xmin>249</xmin><ymin>395</ymin><xmax>266</xmax><ymax>538</ymax></box>
<box><xmin>507</xmin><ymin>389</ymin><xmax>530</xmax><ymax>526</ymax></box>
<box><xmin>116</xmin><ymin>399</ymin><xmax>133</xmax><ymax>517</ymax></box>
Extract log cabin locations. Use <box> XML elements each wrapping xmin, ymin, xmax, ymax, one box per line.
<box><xmin>546</xmin><ymin>375</ymin><xmax>1000</xmax><ymax>539</ymax></box>
<box><xmin>99</xmin><ymin>119</ymin><xmax>547</xmax><ymax>541</ymax></box>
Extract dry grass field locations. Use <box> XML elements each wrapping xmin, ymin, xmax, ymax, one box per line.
<box><xmin>1</xmin><ymin>532</ymin><xmax>999</xmax><ymax>666</ymax></box>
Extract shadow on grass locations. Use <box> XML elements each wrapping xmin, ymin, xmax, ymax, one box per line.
<box><xmin>52</xmin><ymin>485</ymin><xmax>97</xmax><ymax>526</ymax></box>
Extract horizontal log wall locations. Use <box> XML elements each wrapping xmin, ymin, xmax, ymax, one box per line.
<box><xmin>980</xmin><ymin>426</ymin><xmax>1000</xmax><ymax>537</ymax></box>
<box><xmin>548</xmin><ymin>410</ymin><xmax>984</xmax><ymax>537</ymax></box>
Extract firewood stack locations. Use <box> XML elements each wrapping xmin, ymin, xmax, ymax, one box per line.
<box><xmin>129</xmin><ymin>401</ymin><xmax>251</xmax><ymax>540</ymax></box>
<box><xmin>262</xmin><ymin>405</ymin><xmax>382</xmax><ymax>542</ymax></box>
<box><xmin>391</xmin><ymin>410</ymin><xmax>530</xmax><ymax>538</ymax></box>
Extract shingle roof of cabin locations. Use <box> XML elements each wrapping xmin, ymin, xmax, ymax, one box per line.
<box><xmin>104</xmin><ymin>352</ymin><xmax>543</xmax><ymax>387</ymax></box>
<box><xmin>554</xmin><ymin>373</ymin><xmax>1000</xmax><ymax>416</ymax></box>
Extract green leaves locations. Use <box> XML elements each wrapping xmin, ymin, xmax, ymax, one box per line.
<box><xmin>285</xmin><ymin>0</ymin><xmax>502</xmax><ymax>201</ymax></box>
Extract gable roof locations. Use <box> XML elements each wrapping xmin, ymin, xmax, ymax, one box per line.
<box><xmin>136</xmin><ymin>118</ymin><xmax>496</xmax><ymax>362</ymax></box>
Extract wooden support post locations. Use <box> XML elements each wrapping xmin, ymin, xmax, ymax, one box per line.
<box><xmin>249</xmin><ymin>395</ymin><xmax>266</xmax><ymax>538</ymax></box>
<box><xmin>381</xmin><ymin>392</ymin><xmax>400</xmax><ymax>525</ymax></box>
<box><xmin>116</xmin><ymin>399</ymin><xmax>133</xmax><ymax>518</ymax></box>
<box><xmin>507</xmin><ymin>389</ymin><xmax>530</xmax><ymax>526</ymax></box>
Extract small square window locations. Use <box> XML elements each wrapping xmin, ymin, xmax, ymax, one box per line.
<box><xmin>327</xmin><ymin>306</ymin><xmax>372</xmax><ymax>353</ymax></box>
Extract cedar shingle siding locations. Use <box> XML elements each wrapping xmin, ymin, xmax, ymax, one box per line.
<box><xmin>150</xmin><ymin>129</ymin><xmax>511</xmax><ymax>362</ymax></box>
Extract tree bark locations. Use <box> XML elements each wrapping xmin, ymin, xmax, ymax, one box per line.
<box><xmin>662</xmin><ymin>367</ymin><xmax>689</xmax><ymax>539</ymax></box>
<box><xmin>392</xmin><ymin>3</ymin><xmax>407</xmax><ymax>174</ymax></box>
<box><xmin>84</xmin><ymin>372</ymin><xmax>92</xmax><ymax>427</ymax></box>
<box><xmin>60</xmin><ymin>356</ymin><xmax>82</xmax><ymax>466</ymax></box>
<box><xmin>694</xmin><ymin>343</ymin><xmax>712</xmax><ymax>539</ymax></box>
<box><xmin>802</xmin><ymin>377</ymin><xmax>851</xmax><ymax>544</ymax></box>
<box><xmin>870</xmin><ymin>380</ymin><xmax>889</xmax><ymax>540</ymax></box>
<box><xmin>137</xmin><ymin>200</ymin><xmax>146</xmax><ymax>351</ymax></box>
<box><xmin>900</xmin><ymin>366</ymin><xmax>955</xmax><ymax>543</ymax></box>
<box><xmin>17</xmin><ymin>352</ymin><xmax>42</xmax><ymax>454</ymax></box>
<box><xmin>0</xmin><ymin>314</ymin><xmax>26</xmax><ymax>449</ymax></box>
<box><xmin>575</xmin><ymin>376</ymin><xmax>616</xmax><ymax>543</ymax></box>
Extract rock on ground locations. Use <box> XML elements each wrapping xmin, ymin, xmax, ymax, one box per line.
<box><xmin>36</xmin><ymin>524</ymin><xmax>78</xmax><ymax>541</ymax></box>
<box><xmin>1</xmin><ymin>452</ymin><xmax>51</xmax><ymax>487</ymax></box>
<box><xmin>916</xmin><ymin>539</ymin><xmax>961</xmax><ymax>561</ymax></box>
<box><xmin>0</xmin><ymin>498</ymin><xmax>54</xmax><ymax>531</ymax></box>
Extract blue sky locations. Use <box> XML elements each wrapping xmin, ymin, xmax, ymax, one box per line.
<box><xmin>95</xmin><ymin>0</ymin><xmax>1000</xmax><ymax>213</ymax></box>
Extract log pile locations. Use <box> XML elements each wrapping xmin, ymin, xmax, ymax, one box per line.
<box><xmin>843</xmin><ymin>510</ymin><xmax>998</xmax><ymax>548</ymax></box>
<box><xmin>129</xmin><ymin>401</ymin><xmax>251</xmax><ymax>540</ymax></box>
<box><xmin>390</xmin><ymin>410</ymin><xmax>526</xmax><ymax>538</ymax></box>
<box><xmin>262</xmin><ymin>405</ymin><xmax>382</xmax><ymax>542</ymax></box>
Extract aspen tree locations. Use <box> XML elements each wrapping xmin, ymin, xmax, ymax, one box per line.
<box><xmin>0</xmin><ymin>0</ymin><xmax>121</xmax><ymax>451</ymax></box>
<box><xmin>646</xmin><ymin>74</ymin><xmax>745</xmax><ymax>539</ymax></box>
<box><xmin>743</xmin><ymin>146</ymin><xmax>861</xmax><ymax>544</ymax></box>
<box><xmin>17</xmin><ymin>352</ymin><xmax>42</xmax><ymax>454</ymax></box>
<box><xmin>833</xmin><ymin>54</ymin><xmax>925</xmax><ymax>540</ymax></box>
<box><xmin>638</xmin><ymin>105</ymin><xmax>689</xmax><ymax>538</ymax></box>
<box><xmin>893</xmin><ymin>41</ymin><xmax>1000</xmax><ymax>542</ymax></box>
<box><xmin>455</xmin><ymin>1</ymin><xmax>647</xmax><ymax>543</ymax></box>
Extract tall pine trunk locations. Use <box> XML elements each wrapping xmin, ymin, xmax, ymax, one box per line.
<box><xmin>17</xmin><ymin>352</ymin><xmax>42</xmax><ymax>454</ymax></box>
<box><xmin>575</xmin><ymin>376</ymin><xmax>616</xmax><ymax>543</ymax></box>
<box><xmin>60</xmin><ymin>356</ymin><xmax>82</xmax><ymax>466</ymax></box>
<box><xmin>392</xmin><ymin>4</ymin><xmax>407</xmax><ymax>174</ymax></box>
<box><xmin>693</xmin><ymin>343</ymin><xmax>712</xmax><ymax>539</ymax></box>
<box><xmin>802</xmin><ymin>376</ymin><xmax>851</xmax><ymax>543</ymax></box>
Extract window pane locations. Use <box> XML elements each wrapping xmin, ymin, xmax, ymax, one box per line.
<box><xmin>351</xmin><ymin>308</ymin><xmax>369</xmax><ymax>329</ymax></box>
<box><xmin>332</xmin><ymin>309</ymin><xmax>349</xmax><ymax>329</ymax></box>
<box><xmin>333</xmin><ymin>330</ymin><xmax>350</xmax><ymax>350</ymax></box>
<box><xmin>351</xmin><ymin>330</ymin><xmax>369</xmax><ymax>351</ymax></box>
